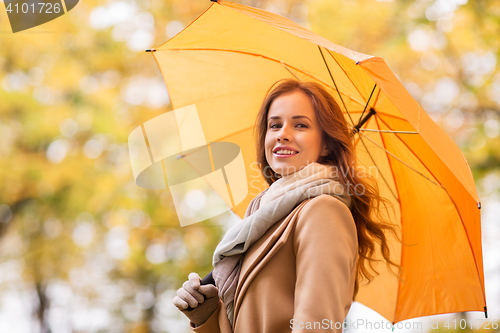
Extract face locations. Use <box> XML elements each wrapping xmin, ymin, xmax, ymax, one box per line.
<box><xmin>265</xmin><ymin>90</ymin><xmax>328</xmax><ymax>177</ymax></box>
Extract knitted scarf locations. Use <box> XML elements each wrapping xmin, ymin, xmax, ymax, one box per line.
<box><xmin>212</xmin><ymin>162</ymin><xmax>352</xmax><ymax>327</ymax></box>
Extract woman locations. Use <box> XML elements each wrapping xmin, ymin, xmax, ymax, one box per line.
<box><xmin>173</xmin><ymin>78</ymin><xmax>399</xmax><ymax>332</ymax></box>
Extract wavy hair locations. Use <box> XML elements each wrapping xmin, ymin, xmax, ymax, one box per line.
<box><xmin>254</xmin><ymin>78</ymin><xmax>401</xmax><ymax>298</ymax></box>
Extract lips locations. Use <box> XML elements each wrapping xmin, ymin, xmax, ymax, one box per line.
<box><xmin>274</xmin><ymin>151</ymin><xmax>298</xmax><ymax>156</ymax></box>
<box><xmin>272</xmin><ymin>146</ymin><xmax>299</xmax><ymax>154</ymax></box>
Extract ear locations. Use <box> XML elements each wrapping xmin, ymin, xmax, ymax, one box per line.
<box><xmin>320</xmin><ymin>143</ymin><xmax>329</xmax><ymax>157</ymax></box>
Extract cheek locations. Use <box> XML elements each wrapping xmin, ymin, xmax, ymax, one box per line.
<box><xmin>300</xmin><ymin>136</ymin><xmax>322</xmax><ymax>156</ymax></box>
<box><xmin>265</xmin><ymin>132</ymin><xmax>274</xmax><ymax>146</ymax></box>
<box><xmin>264</xmin><ymin>136</ymin><xmax>273</xmax><ymax>155</ymax></box>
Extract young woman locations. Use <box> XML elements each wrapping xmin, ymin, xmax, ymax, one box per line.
<box><xmin>173</xmin><ymin>78</ymin><xmax>399</xmax><ymax>332</ymax></box>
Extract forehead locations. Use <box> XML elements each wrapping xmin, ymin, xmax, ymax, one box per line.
<box><xmin>267</xmin><ymin>90</ymin><xmax>316</xmax><ymax>119</ymax></box>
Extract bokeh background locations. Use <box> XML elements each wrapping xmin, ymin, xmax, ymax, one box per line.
<box><xmin>0</xmin><ymin>0</ymin><xmax>498</xmax><ymax>332</ymax></box>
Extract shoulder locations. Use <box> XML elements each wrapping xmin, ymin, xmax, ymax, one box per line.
<box><xmin>298</xmin><ymin>195</ymin><xmax>354</xmax><ymax>223</ymax></box>
<box><xmin>292</xmin><ymin>194</ymin><xmax>358</xmax><ymax>259</ymax></box>
<box><xmin>295</xmin><ymin>194</ymin><xmax>357</xmax><ymax>239</ymax></box>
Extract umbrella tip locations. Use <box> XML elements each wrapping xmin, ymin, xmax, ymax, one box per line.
<box><xmin>478</xmin><ymin>202</ymin><xmax>481</xmax><ymax>209</ymax></box>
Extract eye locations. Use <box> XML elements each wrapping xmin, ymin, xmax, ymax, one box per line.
<box><xmin>268</xmin><ymin>123</ymin><xmax>308</xmax><ymax>129</ymax></box>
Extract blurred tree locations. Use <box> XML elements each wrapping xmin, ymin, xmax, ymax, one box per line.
<box><xmin>0</xmin><ymin>0</ymin><xmax>499</xmax><ymax>332</ymax></box>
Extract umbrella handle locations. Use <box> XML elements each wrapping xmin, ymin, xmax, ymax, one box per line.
<box><xmin>185</xmin><ymin>270</ymin><xmax>215</xmax><ymax>312</ymax></box>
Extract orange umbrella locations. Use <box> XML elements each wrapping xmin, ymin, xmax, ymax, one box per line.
<box><xmin>145</xmin><ymin>0</ymin><xmax>486</xmax><ymax>324</ymax></box>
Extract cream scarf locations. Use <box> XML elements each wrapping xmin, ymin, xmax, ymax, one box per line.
<box><xmin>212</xmin><ymin>162</ymin><xmax>352</xmax><ymax>327</ymax></box>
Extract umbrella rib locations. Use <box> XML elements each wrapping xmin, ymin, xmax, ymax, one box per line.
<box><xmin>439</xmin><ymin>185</ymin><xmax>488</xmax><ymax>309</ymax></box>
<box><xmin>349</xmin><ymin>111</ymin><xmax>408</xmax><ymax>122</ymax></box>
<box><xmin>177</xmin><ymin>126</ymin><xmax>255</xmax><ymax>161</ymax></box>
<box><xmin>325</xmin><ymin>48</ymin><xmax>372</xmax><ymax>106</ymax></box>
<box><xmin>375</xmin><ymin>116</ymin><xmax>449</xmax><ymax>188</ymax></box>
<box><xmin>372</xmin><ymin>86</ymin><xmax>382</xmax><ymax>109</ymax></box>
<box><xmin>358</xmin><ymin>131</ymin><xmax>441</xmax><ymax>187</ymax></box>
<box><xmin>359</xmin><ymin>84</ymin><xmax>377</xmax><ymax>121</ymax></box>
<box><xmin>374</xmin><ymin>116</ymin><xmax>488</xmax><ymax>312</ymax></box>
<box><xmin>353</xmin><ymin>83</ymin><xmax>384</xmax><ymax>154</ymax></box>
<box><xmin>159</xmin><ymin>48</ymin><xmax>365</xmax><ymax>109</ymax></box>
<box><xmin>356</xmin><ymin>137</ymin><xmax>400</xmax><ymax>202</ymax></box>
<box><xmin>354</xmin><ymin>117</ymin><xmax>399</xmax><ymax>202</ymax></box>
<box><xmin>372</xmin><ymin>115</ymin><xmax>405</xmax><ymax>324</ymax></box>
<box><xmin>151</xmin><ymin>52</ymin><xmax>177</xmax><ymax>111</ymax></box>
<box><xmin>359</xmin><ymin>129</ymin><xmax>419</xmax><ymax>134</ymax></box>
<box><xmin>351</xmin><ymin>84</ymin><xmax>377</xmax><ymax>136</ymax></box>
<box><xmin>212</xmin><ymin>125</ymin><xmax>254</xmax><ymax>143</ymax></box>
<box><xmin>318</xmin><ymin>46</ymin><xmax>355</xmax><ymax>127</ymax></box>
<box><xmin>280</xmin><ymin>61</ymin><xmax>302</xmax><ymax>81</ymax></box>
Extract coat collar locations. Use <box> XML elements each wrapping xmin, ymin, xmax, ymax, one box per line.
<box><xmin>232</xmin><ymin>199</ymin><xmax>311</xmax><ymax>322</ymax></box>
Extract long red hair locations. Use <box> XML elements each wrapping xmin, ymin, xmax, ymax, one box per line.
<box><xmin>254</xmin><ymin>78</ymin><xmax>401</xmax><ymax>298</ymax></box>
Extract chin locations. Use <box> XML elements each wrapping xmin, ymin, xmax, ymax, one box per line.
<box><xmin>274</xmin><ymin>164</ymin><xmax>300</xmax><ymax>176</ymax></box>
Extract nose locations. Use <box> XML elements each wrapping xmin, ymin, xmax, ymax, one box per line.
<box><xmin>277</xmin><ymin>126</ymin><xmax>292</xmax><ymax>142</ymax></box>
<box><xmin>277</xmin><ymin>133</ymin><xmax>290</xmax><ymax>142</ymax></box>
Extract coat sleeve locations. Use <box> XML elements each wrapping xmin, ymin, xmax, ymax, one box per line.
<box><xmin>292</xmin><ymin>195</ymin><xmax>358</xmax><ymax>332</ymax></box>
<box><xmin>190</xmin><ymin>300</ymin><xmax>233</xmax><ymax>333</ymax></box>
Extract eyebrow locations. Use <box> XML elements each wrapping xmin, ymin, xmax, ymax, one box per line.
<box><xmin>268</xmin><ymin>115</ymin><xmax>311</xmax><ymax>122</ymax></box>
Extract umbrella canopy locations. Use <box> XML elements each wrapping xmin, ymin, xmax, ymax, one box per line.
<box><xmin>147</xmin><ymin>0</ymin><xmax>486</xmax><ymax>324</ymax></box>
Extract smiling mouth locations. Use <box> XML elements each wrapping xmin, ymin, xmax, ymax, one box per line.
<box><xmin>273</xmin><ymin>150</ymin><xmax>299</xmax><ymax>156</ymax></box>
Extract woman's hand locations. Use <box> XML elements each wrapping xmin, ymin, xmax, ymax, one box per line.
<box><xmin>173</xmin><ymin>272</ymin><xmax>220</xmax><ymax>327</ymax></box>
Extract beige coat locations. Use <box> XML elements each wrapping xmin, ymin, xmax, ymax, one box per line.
<box><xmin>192</xmin><ymin>194</ymin><xmax>358</xmax><ymax>333</ymax></box>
